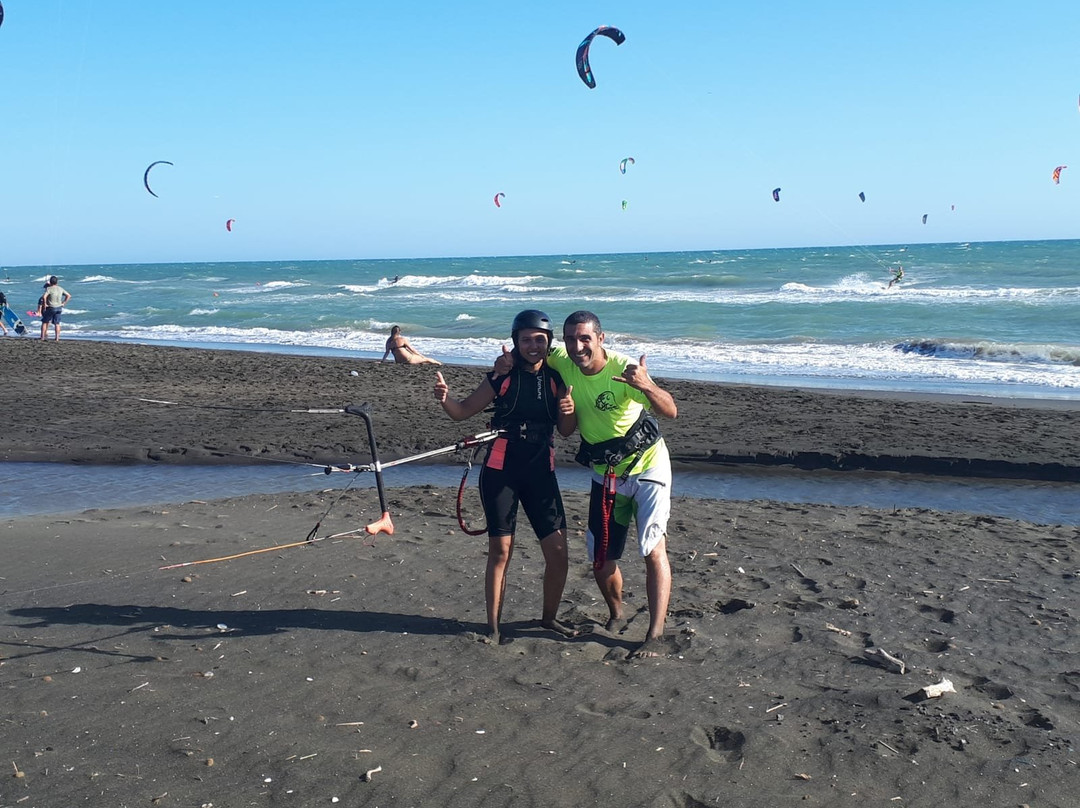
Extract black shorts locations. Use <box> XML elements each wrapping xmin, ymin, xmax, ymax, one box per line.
<box><xmin>478</xmin><ymin>453</ymin><xmax>566</xmax><ymax>540</ymax></box>
<box><xmin>42</xmin><ymin>307</ymin><xmax>63</xmax><ymax>324</ymax></box>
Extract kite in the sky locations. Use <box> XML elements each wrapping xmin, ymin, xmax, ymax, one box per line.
<box><xmin>143</xmin><ymin>161</ymin><xmax>173</xmax><ymax>197</ymax></box>
<box><xmin>621</xmin><ymin>200</ymin><xmax>628</xmax><ymax>211</ymax></box>
<box><xmin>922</xmin><ymin>213</ymin><xmax>928</xmax><ymax>224</ymax></box>
<box><xmin>1052</xmin><ymin>165</ymin><xmax>1067</xmax><ymax>184</ymax></box>
<box><xmin>772</xmin><ymin>188</ymin><xmax>781</xmax><ymax>202</ymax></box>
<box><xmin>0</xmin><ymin>3</ymin><xmax>5</xmax><ymax>29</ymax></box>
<box><xmin>226</xmin><ymin>219</ymin><xmax>236</xmax><ymax>232</ymax></box>
<box><xmin>619</xmin><ymin>157</ymin><xmax>635</xmax><ymax>175</ymax></box>
<box><xmin>493</xmin><ymin>192</ymin><xmax>505</xmax><ymax>208</ymax></box>
<box><xmin>575</xmin><ymin>26</ymin><xmax>625</xmax><ymax>89</ymax></box>
<box><xmin>858</xmin><ymin>191</ymin><xmax>866</xmax><ymax>202</ymax></box>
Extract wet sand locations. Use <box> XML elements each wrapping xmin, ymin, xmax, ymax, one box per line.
<box><xmin>1</xmin><ymin>339</ymin><xmax>1078</xmax><ymax>806</ymax></box>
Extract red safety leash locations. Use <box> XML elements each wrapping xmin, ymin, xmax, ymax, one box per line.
<box><xmin>594</xmin><ymin>464</ymin><xmax>617</xmax><ymax>571</ymax></box>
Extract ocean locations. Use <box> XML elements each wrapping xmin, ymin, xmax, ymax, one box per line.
<box><xmin>4</xmin><ymin>239</ymin><xmax>1079</xmax><ymax>399</ymax></box>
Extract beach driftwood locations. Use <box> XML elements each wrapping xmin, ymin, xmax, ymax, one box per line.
<box><xmin>863</xmin><ymin>647</ymin><xmax>906</xmax><ymax>674</ymax></box>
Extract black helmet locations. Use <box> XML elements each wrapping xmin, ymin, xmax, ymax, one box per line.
<box><xmin>511</xmin><ymin>309</ymin><xmax>553</xmax><ymax>342</ymax></box>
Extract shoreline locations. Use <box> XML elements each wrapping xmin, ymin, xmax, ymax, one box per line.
<box><xmin>1</xmin><ymin>338</ymin><xmax>1078</xmax><ymax>481</ymax></box>
<box><xmin>39</xmin><ymin>333</ymin><xmax>1080</xmax><ymax>403</ymax></box>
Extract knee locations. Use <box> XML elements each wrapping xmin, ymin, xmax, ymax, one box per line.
<box><xmin>488</xmin><ymin>536</ymin><xmax>513</xmax><ymax>564</ymax></box>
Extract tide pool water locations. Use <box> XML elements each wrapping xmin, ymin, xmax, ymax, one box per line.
<box><xmin>3</xmin><ymin>239</ymin><xmax>1078</xmax><ymax>398</ymax></box>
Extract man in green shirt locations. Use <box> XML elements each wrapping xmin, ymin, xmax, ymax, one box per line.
<box><xmin>517</xmin><ymin>310</ymin><xmax>678</xmax><ymax>658</ymax></box>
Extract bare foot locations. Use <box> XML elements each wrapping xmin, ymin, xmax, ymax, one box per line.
<box><xmin>605</xmin><ymin>616</ymin><xmax>628</xmax><ymax>634</ymax></box>
<box><xmin>629</xmin><ymin>637</ymin><xmax>667</xmax><ymax>660</ymax></box>
<box><xmin>466</xmin><ymin>629</ymin><xmax>501</xmax><ymax>645</ymax></box>
<box><xmin>541</xmin><ymin>618</ymin><xmax>579</xmax><ymax>638</ymax></box>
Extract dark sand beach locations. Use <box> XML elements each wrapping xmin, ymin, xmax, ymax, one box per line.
<box><xmin>1</xmin><ymin>339</ymin><xmax>1079</xmax><ymax>479</ymax></box>
<box><xmin>1</xmin><ymin>339</ymin><xmax>1078</xmax><ymax>807</ymax></box>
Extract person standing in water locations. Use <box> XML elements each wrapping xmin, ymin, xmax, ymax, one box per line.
<box><xmin>434</xmin><ymin>310</ymin><xmax>577</xmax><ymax>644</ymax></box>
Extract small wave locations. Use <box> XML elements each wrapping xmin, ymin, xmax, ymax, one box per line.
<box><xmin>386</xmin><ymin>273</ymin><xmax>542</xmax><ymax>289</ymax></box>
<box><xmin>340</xmin><ymin>284</ymin><xmax>379</xmax><ymax>294</ymax></box>
<box><xmin>78</xmin><ymin>275</ymin><xmax>118</xmax><ymax>283</ymax></box>
<box><xmin>259</xmin><ymin>280</ymin><xmax>308</xmax><ymax>290</ymax></box>
<box><xmin>189</xmin><ymin>308</ymin><xmax>219</xmax><ymax>316</ymax></box>
<box><xmin>456</xmin><ymin>313</ymin><xmax>476</xmax><ymax>321</ymax></box>
<box><xmin>893</xmin><ymin>340</ymin><xmax>1080</xmax><ymax>366</ymax></box>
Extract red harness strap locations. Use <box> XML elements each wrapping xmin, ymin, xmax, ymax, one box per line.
<box><xmin>594</xmin><ymin>464</ymin><xmax>617</xmax><ymax>571</ymax></box>
<box><xmin>456</xmin><ymin>453</ymin><xmax>487</xmax><ymax>536</ymax></box>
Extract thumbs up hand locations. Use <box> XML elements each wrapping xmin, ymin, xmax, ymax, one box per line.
<box><xmin>434</xmin><ymin>370</ymin><xmax>449</xmax><ymax>403</ymax></box>
<box><xmin>558</xmin><ymin>384</ymin><xmax>575</xmax><ymax>416</ymax></box>
<box><xmin>493</xmin><ymin>344</ymin><xmax>514</xmax><ymax>376</ymax></box>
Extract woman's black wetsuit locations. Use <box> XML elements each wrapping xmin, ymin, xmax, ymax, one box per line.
<box><xmin>479</xmin><ymin>363</ymin><xmax>567</xmax><ymax>539</ymax></box>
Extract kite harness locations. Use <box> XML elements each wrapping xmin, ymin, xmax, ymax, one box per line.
<box><xmin>573</xmin><ymin>411</ymin><xmax>662</xmax><ymax>571</ymax></box>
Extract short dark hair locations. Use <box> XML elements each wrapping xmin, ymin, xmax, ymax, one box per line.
<box><xmin>49</xmin><ymin>275</ymin><xmax>59</xmax><ymax>285</ymax></box>
<box><xmin>563</xmin><ymin>310</ymin><xmax>602</xmax><ymax>334</ymax></box>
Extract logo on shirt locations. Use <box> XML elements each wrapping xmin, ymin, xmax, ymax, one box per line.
<box><xmin>594</xmin><ymin>391</ymin><xmax>618</xmax><ymax>411</ymax></box>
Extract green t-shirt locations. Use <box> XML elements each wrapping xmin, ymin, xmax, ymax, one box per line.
<box><xmin>547</xmin><ymin>346</ymin><xmax>663</xmax><ymax>475</ymax></box>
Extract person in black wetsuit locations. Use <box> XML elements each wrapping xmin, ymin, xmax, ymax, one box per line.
<box><xmin>434</xmin><ymin>310</ymin><xmax>577</xmax><ymax>644</ymax></box>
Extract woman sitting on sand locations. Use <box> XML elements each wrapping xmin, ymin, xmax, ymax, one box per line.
<box><xmin>382</xmin><ymin>325</ymin><xmax>441</xmax><ymax>365</ymax></box>
<box><xmin>433</xmin><ymin>310</ymin><xmax>577</xmax><ymax>644</ymax></box>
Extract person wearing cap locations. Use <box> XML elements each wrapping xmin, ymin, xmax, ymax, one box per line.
<box><xmin>40</xmin><ymin>275</ymin><xmax>71</xmax><ymax>341</ymax></box>
<box><xmin>434</xmin><ymin>310</ymin><xmax>577</xmax><ymax>644</ymax></box>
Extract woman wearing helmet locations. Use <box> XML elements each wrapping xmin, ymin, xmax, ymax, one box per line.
<box><xmin>434</xmin><ymin>310</ymin><xmax>577</xmax><ymax>644</ymax></box>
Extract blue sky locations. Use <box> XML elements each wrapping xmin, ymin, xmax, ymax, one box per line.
<box><xmin>1</xmin><ymin>1</ymin><xmax>1078</xmax><ymax>265</ymax></box>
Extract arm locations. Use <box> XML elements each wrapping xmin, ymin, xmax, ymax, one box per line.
<box><xmin>61</xmin><ymin>290</ymin><xmax>72</xmax><ymax>305</ymax></box>
<box><xmin>381</xmin><ymin>339</ymin><xmax>391</xmax><ymax>361</ymax></box>
<box><xmin>613</xmin><ymin>354</ymin><xmax>678</xmax><ymax>419</ymax></box>
<box><xmin>434</xmin><ymin>371</ymin><xmax>496</xmax><ymax>422</ymax></box>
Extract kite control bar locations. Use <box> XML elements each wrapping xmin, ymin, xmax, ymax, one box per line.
<box><xmin>340</xmin><ymin>406</ymin><xmax>500</xmax><ymax>536</ymax></box>
<box><xmin>324</xmin><ymin>427</ymin><xmax>501</xmax><ymax>475</ymax></box>
<box><xmin>343</xmin><ymin>405</ymin><xmax>395</xmax><ymax>535</ymax></box>
<box><xmin>159</xmin><ymin>407</ymin><xmax>501</xmax><ymax>569</ymax></box>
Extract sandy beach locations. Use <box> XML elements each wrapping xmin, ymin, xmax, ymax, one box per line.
<box><xmin>0</xmin><ymin>339</ymin><xmax>1078</xmax><ymax>479</ymax></box>
<box><xmin>1</xmin><ymin>339</ymin><xmax>1078</xmax><ymax>807</ymax></box>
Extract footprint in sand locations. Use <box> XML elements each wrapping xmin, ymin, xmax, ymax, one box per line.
<box><xmin>690</xmin><ymin>725</ymin><xmax>746</xmax><ymax>763</ymax></box>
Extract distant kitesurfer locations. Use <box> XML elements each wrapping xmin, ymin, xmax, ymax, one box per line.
<box><xmin>887</xmin><ymin>266</ymin><xmax>904</xmax><ymax>289</ymax></box>
<box><xmin>382</xmin><ymin>325</ymin><xmax>441</xmax><ymax>366</ymax></box>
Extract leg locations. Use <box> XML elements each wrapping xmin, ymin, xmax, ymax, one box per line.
<box><xmin>637</xmin><ymin>535</ymin><xmax>671</xmax><ymax>653</ymax></box>
<box><xmin>626</xmin><ymin>454</ymin><xmax>673</xmax><ymax>658</ymax></box>
<box><xmin>585</xmin><ymin>477</ymin><xmax>630</xmax><ymax>632</ymax></box>
<box><xmin>484</xmin><ymin>534</ymin><xmax>514</xmax><ymax>643</ymax></box>
<box><xmin>538</xmin><ymin>529</ymin><xmax>575</xmax><ymax>637</ymax></box>
<box><xmin>593</xmin><ymin>560</ymin><xmax>624</xmax><ymax>631</ymax></box>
